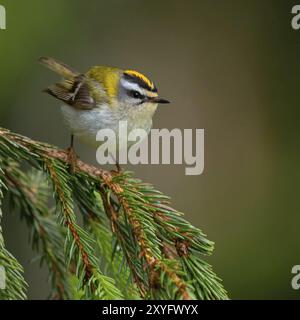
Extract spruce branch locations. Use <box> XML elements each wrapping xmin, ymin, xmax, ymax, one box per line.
<box><xmin>0</xmin><ymin>127</ymin><xmax>228</xmax><ymax>300</ymax></box>
<box><xmin>2</xmin><ymin>163</ymin><xmax>69</xmax><ymax>299</ymax></box>
<box><xmin>0</xmin><ymin>160</ymin><xmax>27</xmax><ymax>300</ymax></box>
<box><xmin>43</xmin><ymin>159</ymin><xmax>123</xmax><ymax>299</ymax></box>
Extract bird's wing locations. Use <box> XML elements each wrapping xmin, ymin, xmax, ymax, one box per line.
<box><xmin>44</xmin><ymin>75</ymin><xmax>100</xmax><ymax>110</ymax></box>
<box><xmin>40</xmin><ymin>57</ymin><xmax>109</xmax><ymax>110</ymax></box>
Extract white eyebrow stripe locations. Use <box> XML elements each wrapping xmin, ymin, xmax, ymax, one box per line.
<box><xmin>120</xmin><ymin>78</ymin><xmax>143</xmax><ymax>93</ymax></box>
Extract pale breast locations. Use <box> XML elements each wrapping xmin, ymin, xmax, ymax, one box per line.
<box><xmin>60</xmin><ymin>104</ymin><xmax>154</xmax><ymax>149</ymax></box>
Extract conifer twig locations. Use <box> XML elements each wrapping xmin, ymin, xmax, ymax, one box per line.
<box><xmin>0</xmin><ymin>127</ymin><xmax>228</xmax><ymax>300</ymax></box>
<box><xmin>3</xmin><ymin>165</ymin><xmax>69</xmax><ymax>299</ymax></box>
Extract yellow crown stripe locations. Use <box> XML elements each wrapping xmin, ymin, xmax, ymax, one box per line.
<box><xmin>124</xmin><ymin>70</ymin><xmax>154</xmax><ymax>90</ymax></box>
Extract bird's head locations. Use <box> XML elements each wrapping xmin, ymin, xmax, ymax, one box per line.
<box><xmin>119</xmin><ymin>69</ymin><xmax>170</xmax><ymax>106</ymax></box>
<box><xmin>87</xmin><ymin>66</ymin><xmax>170</xmax><ymax>117</ymax></box>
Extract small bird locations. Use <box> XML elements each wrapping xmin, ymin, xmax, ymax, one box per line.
<box><xmin>39</xmin><ymin>57</ymin><xmax>170</xmax><ymax>170</ymax></box>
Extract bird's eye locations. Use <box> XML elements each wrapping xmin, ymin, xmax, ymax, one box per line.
<box><xmin>131</xmin><ymin>90</ymin><xmax>143</xmax><ymax>99</ymax></box>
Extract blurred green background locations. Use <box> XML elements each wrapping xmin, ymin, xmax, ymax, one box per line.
<box><xmin>1</xmin><ymin>0</ymin><xmax>300</xmax><ymax>299</ymax></box>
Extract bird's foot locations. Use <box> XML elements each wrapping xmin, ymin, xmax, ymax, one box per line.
<box><xmin>66</xmin><ymin>146</ymin><xmax>78</xmax><ymax>174</ymax></box>
<box><xmin>115</xmin><ymin>161</ymin><xmax>122</xmax><ymax>173</ymax></box>
<box><xmin>109</xmin><ymin>153</ymin><xmax>123</xmax><ymax>175</ymax></box>
<box><xmin>111</xmin><ymin>165</ymin><xmax>123</xmax><ymax>176</ymax></box>
<box><xmin>111</xmin><ymin>161</ymin><xmax>123</xmax><ymax>176</ymax></box>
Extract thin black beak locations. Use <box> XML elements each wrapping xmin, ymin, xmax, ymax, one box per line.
<box><xmin>149</xmin><ymin>97</ymin><xmax>170</xmax><ymax>104</ymax></box>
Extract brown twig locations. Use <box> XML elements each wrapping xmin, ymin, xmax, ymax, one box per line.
<box><xmin>0</xmin><ymin>127</ymin><xmax>192</xmax><ymax>299</ymax></box>
<box><xmin>3</xmin><ymin>167</ymin><xmax>66</xmax><ymax>299</ymax></box>
<box><xmin>98</xmin><ymin>188</ymin><xmax>147</xmax><ymax>297</ymax></box>
<box><xmin>45</xmin><ymin>159</ymin><xmax>93</xmax><ymax>281</ymax></box>
<box><xmin>101</xmin><ymin>179</ymin><xmax>191</xmax><ymax>300</ymax></box>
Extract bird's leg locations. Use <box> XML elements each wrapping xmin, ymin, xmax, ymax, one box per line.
<box><xmin>110</xmin><ymin>153</ymin><xmax>122</xmax><ymax>174</ymax></box>
<box><xmin>66</xmin><ymin>134</ymin><xmax>77</xmax><ymax>174</ymax></box>
<box><xmin>115</xmin><ymin>160</ymin><xmax>122</xmax><ymax>173</ymax></box>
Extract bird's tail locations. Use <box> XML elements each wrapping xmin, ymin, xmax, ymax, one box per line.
<box><xmin>38</xmin><ymin>56</ymin><xmax>79</xmax><ymax>78</ymax></box>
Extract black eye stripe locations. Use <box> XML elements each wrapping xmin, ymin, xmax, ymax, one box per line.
<box><xmin>128</xmin><ymin>90</ymin><xmax>145</xmax><ymax>100</ymax></box>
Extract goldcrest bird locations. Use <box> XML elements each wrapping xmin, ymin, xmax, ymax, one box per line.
<box><xmin>39</xmin><ymin>57</ymin><xmax>169</xmax><ymax>166</ymax></box>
